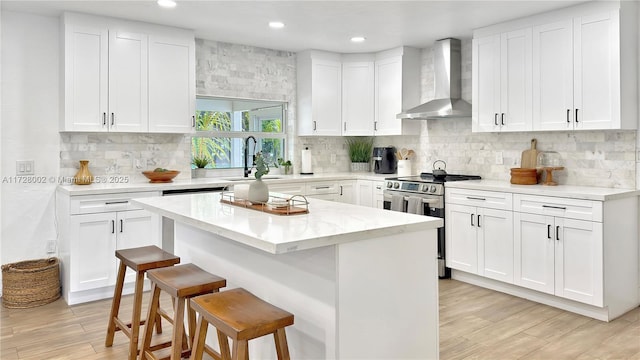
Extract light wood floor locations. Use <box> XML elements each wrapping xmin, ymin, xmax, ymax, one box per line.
<box><xmin>1</xmin><ymin>279</ymin><xmax>639</xmax><ymax>359</ymax></box>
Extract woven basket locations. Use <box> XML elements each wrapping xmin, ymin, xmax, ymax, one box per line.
<box><xmin>2</xmin><ymin>258</ymin><xmax>61</xmax><ymax>309</ymax></box>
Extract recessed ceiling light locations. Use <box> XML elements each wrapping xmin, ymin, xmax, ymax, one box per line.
<box><xmin>269</xmin><ymin>21</ymin><xmax>285</xmax><ymax>29</ymax></box>
<box><xmin>157</xmin><ymin>0</ymin><xmax>177</xmax><ymax>8</ymax></box>
<box><xmin>351</xmin><ymin>36</ymin><xmax>366</xmax><ymax>43</ymax></box>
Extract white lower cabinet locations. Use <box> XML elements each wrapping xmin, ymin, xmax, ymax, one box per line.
<box><xmin>337</xmin><ymin>181</ymin><xmax>355</xmax><ymax>204</ymax></box>
<box><xmin>446</xmin><ymin>203</ymin><xmax>514</xmax><ymax>283</ymax></box>
<box><xmin>57</xmin><ymin>190</ymin><xmax>161</xmax><ymax>305</ymax></box>
<box><xmin>355</xmin><ymin>179</ymin><xmax>385</xmax><ymax>208</ymax></box>
<box><xmin>514</xmin><ymin>202</ymin><xmax>603</xmax><ymax>306</ymax></box>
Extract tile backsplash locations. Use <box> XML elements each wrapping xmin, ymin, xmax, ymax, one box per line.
<box><xmin>59</xmin><ymin>38</ymin><xmax>637</xmax><ymax>189</ymax></box>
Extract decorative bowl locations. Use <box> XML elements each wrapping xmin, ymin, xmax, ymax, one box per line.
<box><xmin>142</xmin><ymin>170</ymin><xmax>180</xmax><ymax>183</ymax></box>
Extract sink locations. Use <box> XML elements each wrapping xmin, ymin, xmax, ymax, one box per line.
<box><xmin>224</xmin><ymin>176</ymin><xmax>282</xmax><ymax>181</ymax></box>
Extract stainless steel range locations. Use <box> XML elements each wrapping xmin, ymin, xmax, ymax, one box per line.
<box><xmin>383</xmin><ymin>172</ymin><xmax>481</xmax><ymax>278</ymax></box>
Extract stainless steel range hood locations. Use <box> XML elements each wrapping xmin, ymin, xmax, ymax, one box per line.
<box><xmin>397</xmin><ymin>38</ymin><xmax>471</xmax><ymax>119</ymax></box>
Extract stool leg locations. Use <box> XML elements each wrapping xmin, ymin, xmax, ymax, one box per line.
<box><xmin>232</xmin><ymin>340</ymin><xmax>249</xmax><ymax>360</ymax></box>
<box><xmin>139</xmin><ymin>283</ymin><xmax>162</xmax><ymax>360</ymax></box>
<box><xmin>187</xmin><ymin>301</ymin><xmax>197</xmax><ymax>349</ymax></box>
<box><xmin>105</xmin><ymin>261</ymin><xmax>127</xmax><ymax>347</ymax></box>
<box><xmin>189</xmin><ymin>315</ymin><xmax>209</xmax><ymax>360</ymax></box>
<box><xmin>171</xmin><ymin>297</ymin><xmax>187</xmax><ymax>360</ymax></box>
<box><xmin>217</xmin><ymin>329</ymin><xmax>231</xmax><ymax>360</ymax></box>
<box><xmin>274</xmin><ymin>328</ymin><xmax>291</xmax><ymax>360</ymax></box>
<box><xmin>128</xmin><ymin>271</ymin><xmax>145</xmax><ymax>360</ymax></box>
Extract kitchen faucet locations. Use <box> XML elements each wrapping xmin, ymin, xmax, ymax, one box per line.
<box><xmin>243</xmin><ymin>136</ymin><xmax>257</xmax><ymax>177</ymax></box>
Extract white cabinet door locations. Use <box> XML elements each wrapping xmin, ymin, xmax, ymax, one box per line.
<box><xmin>342</xmin><ymin>61</ymin><xmax>375</xmax><ymax>135</ymax></box>
<box><xmin>472</xmin><ymin>35</ymin><xmax>501</xmax><ymax>132</ymax></box>
<box><xmin>532</xmin><ymin>19</ymin><xmax>574</xmax><ymax>131</ymax></box>
<box><xmin>337</xmin><ymin>181</ymin><xmax>355</xmax><ymax>204</ymax></box>
<box><xmin>108</xmin><ymin>30</ymin><xmax>148</xmax><ymax>132</ymax></box>
<box><xmin>500</xmin><ymin>28</ymin><xmax>532</xmax><ymax>132</ymax></box>
<box><xmin>573</xmin><ymin>11</ymin><xmax>619</xmax><ymax>130</ymax></box>
<box><xmin>117</xmin><ymin>209</ymin><xmax>160</xmax><ymax>284</ymax></box>
<box><xmin>514</xmin><ymin>212</ymin><xmax>555</xmax><ymax>294</ymax></box>
<box><xmin>446</xmin><ymin>204</ymin><xmax>478</xmax><ymax>273</ymax></box>
<box><xmin>373</xmin><ymin>181</ymin><xmax>385</xmax><ymax>209</ymax></box>
<box><xmin>70</xmin><ymin>212</ymin><xmax>116</xmax><ymax>291</ymax></box>
<box><xmin>148</xmin><ymin>34</ymin><xmax>196</xmax><ymax>133</ymax></box>
<box><xmin>478</xmin><ymin>208</ymin><xmax>514</xmax><ymax>283</ymax></box>
<box><xmin>356</xmin><ymin>180</ymin><xmax>374</xmax><ymax>207</ymax></box>
<box><xmin>311</xmin><ymin>59</ymin><xmax>342</xmax><ymax>136</ymax></box>
<box><xmin>374</xmin><ymin>56</ymin><xmax>403</xmax><ymax>136</ymax></box>
<box><xmin>63</xmin><ymin>24</ymin><xmax>109</xmax><ymax>132</ymax></box>
<box><xmin>555</xmin><ymin>217</ymin><xmax>603</xmax><ymax>306</ymax></box>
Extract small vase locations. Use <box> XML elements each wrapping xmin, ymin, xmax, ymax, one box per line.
<box><xmin>74</xmin><ymin>160</ymin><xmax>94</xmax><ymax>185</ymax></box>
<box><xmin>248</xmin><ymin>179</ymin><xmax>269</xmax><ymax>203</ymax></box>
<box><xmin>192</xmin><ymin>168</ymin><xmax>207</xmax><ymax>178</ymax></box>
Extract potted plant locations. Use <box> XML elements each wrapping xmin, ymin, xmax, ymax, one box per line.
<box><xmin>277</xmin><ymin>158</ymin><xmax>292</xmax><ymax>175</ymax></box>
<box><xmin>248</xmin><ymin>152</ymin><xmax>270</xmax><ymax>202</ymax></box>
<box><xmin>192</xmin><ymin>155</ymin><xmax>210</xmax><ymax>178</ymax></box>
<box><xmin>346</xmin><ymin>137</ymin><xmax>374</xmax><ymax>172</ymax></box>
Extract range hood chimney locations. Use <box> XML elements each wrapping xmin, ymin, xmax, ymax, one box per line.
<box><xmin>397</xmin><ymin>38</ymin><xmax>471</xmax><ymax>119</ymax></box>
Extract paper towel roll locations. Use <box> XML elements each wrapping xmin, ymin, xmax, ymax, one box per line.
<box><xmin>301</xmin><ymin>147</ymin><xmax>313</xmax><ymax>174</ymax></box>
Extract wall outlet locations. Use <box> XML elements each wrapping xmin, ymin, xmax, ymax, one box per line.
<box><xmin>495</xmin><ymin>151</ymin><xmax>504</xmax><ymax>165</ymax></box>
<box><xmin>16</xmin><ymin>160</ymin><xmax>34</xmax><ymax>176</ymax></box>
<box><xmin>46</xmin><ymin>240</ymin><xmax>57</xmax><ymax>254</ymax></box>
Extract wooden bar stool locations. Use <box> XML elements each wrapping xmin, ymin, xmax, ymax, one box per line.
<box><xmin>105</xmin><ymin>245</ymin><xmax>181</xmax><ymax>360</ymax></box>
<box><xmin>189</xmin><ymin>288</ymin><xmax>294</xmax><ymax>360</ymax></box>
<box><xmin>140</xmin><ymin>263</ymin><xmax>226</xmax><ymax>360</ymax></box>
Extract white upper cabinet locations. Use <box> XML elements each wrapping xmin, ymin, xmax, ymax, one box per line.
<box><xmin>297</xmin><ymin>50</ymin><xmax>343</xmax><ymax>136</ymax></box>
<box><xmin>61</xmin><ymin>12</ymin><xmax>195</xmax><ymax>133</ymax></box>
<box><xmin>473</xmin><ymin>1</ymin><xmax>637</xmax><ymax>132</ymax></box>
<box><xmin>374</xmin><ymin>47</ymin><xmax>421</xmax><ymax>136</ymax></box>
<box><xmin>148</xmin><ymin>34</ymin><xmax>196</xmax><ymax>133</ymax></box>
<box><xmin>473</xmin><ymin>29</ymin><xmax>532</xmax><ymax>132</ymax></box>
<box><xmin>342</xmin><ymin>58</ymin><xmax>375</xmax><ymax>136</ymax></box>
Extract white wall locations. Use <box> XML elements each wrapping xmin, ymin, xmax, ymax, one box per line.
<box><xmin>1</xmin><ymin>11</ymin><xmax>61</xmax><ymax>275</ymax></box>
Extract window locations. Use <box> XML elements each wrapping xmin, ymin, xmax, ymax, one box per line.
<box><xmin>192</xmin><ymin>96</ymin><xmax>287</xmax><ymax>169</ymax></box>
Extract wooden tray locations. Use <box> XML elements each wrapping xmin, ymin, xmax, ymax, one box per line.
<box><xmin>220</xmin><ymin>198</ymin><xmax>309</xmax><ymax>216</ymax></box>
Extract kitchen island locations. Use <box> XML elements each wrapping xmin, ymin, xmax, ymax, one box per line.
<box><xmin>134</xmin><ymin>192</ymin><xmax>443</xmax><ymax>359</ymax></box>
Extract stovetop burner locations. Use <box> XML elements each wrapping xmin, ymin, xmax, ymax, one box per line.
<box><xmin>387</xmin><ymin>173</ymin><xmax>482</xmax><ymax>183</ymax></box>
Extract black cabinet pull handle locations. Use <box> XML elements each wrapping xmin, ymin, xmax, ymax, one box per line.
<box><xmin>494</xmin><ymin>113</ymin><xmax>498</xmax><ymax>126</ymax></box>
<box><xmin>501</xmin><ymin>113</ymin><xmax>505</xmax><ymax>126</ymax></box>
<box><xmin>103</xmin><ymin>112</ymin><xmax>107</xmax><ymax>126</ymax></box>
<box><xmin>543</xmin><ymin>205</ymin><xmax>566</xmax><ymax>210</ymax></box>
<box><xmin>556</xmin><ymin>226</ymin><xmax>560</xmax><ymax>241</ymax></box>
<box><xmin>477</xmin><ymin>214</ymin><xmax>481</xmax><ymax>228</ymax></box>
<box><xmin>547</xmin><ymin>224</ymin><xmax>551</xmax><ymax>239</ymax></box>
<box><xmin>111</xmin><ymin>113</ymin><xmax>115</xmax><ymax>126</ymax></box>
<box><xmin>567</xmin><ymin>109</ymin><xmax>571</xmax><ymax>123</ymax></box>
<box><xmin>575</xmin><ymin>109</ymin><xmax>579</xmax><ymax>123</ymax></box>
<box><xmin>374</xmin><ymin>121</ymin><xmax>378</xmax><ymax>131</ymax></box>
<box><xmin>105</xmin><ymin>200</ymin><xmax>129</xmax><ymax>205</ymax></box>
<box><xmin>120</xmin><ymin>219</ymin><xmax>124</xmax><ymax>233</ymax></box>
<box><xmin>340</xmin><ymin>185</ymin><xmax>343</xmax><ymax>196</ymax></box>
<box><xmin>192</xmin><ymin>115</ymin><xmax>196</xmax><ymax>127</ymax></box>
<box><xmin>111</xmin><ymin>220</ymin><xmax>115</xmax><ymax>234</ymax></box>
<box><xmin>471</xmin><ymin>213</ymin><xmax>475</xmax><ymax>227</ymax></box>
<box><xmin>466</xmin><ymin>196</ymin><xmax>486</xmax><ymax>201</ymax></box>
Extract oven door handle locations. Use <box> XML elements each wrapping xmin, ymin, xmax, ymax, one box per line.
<box><xmin>383</xmin><ymin>194</ymin><xmax>439</xmax><ymax>204</ymax></box>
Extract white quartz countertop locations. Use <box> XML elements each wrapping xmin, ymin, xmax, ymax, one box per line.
<box><xmin>57</xmin><ymin>172</ymin><xmax>390</xmax><ymax>196</ymax></box>
<box><xmin>445</xmin><ymin>180</ymin><xmax>640</xmax><ymax>201</ymax></box>
<box><xmin>133</xmin><ymin>193</ymin><xmax>443</xmax><ymax>254</ymax></box>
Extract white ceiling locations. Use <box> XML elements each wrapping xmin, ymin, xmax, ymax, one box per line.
<box><xmin>2</xmin><ymin>0</ymin><xmax>586</xmax><ymax>53</ymax></box>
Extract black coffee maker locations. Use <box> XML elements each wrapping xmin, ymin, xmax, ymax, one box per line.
<box><xmin>373</xmin><ymin>147</ymin><xmax>397</xmax><ymax>174</ymax></box>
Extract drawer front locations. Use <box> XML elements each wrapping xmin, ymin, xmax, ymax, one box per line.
<box><xmin>445</xmin><ymin>188</ymin><xmax>513</xmax><ymax>210</ymax></box>
<box><xmin>305</xmin><ymin>181</ymin><xmax>339</xmax><ymax>195</ymax></box>
<box><xmin>513</xmin><ymin>194</ymin><xmax>602</xmax><ymax>222</ymax></box>
<box><xmin>268</xmin><ymin>183</ymin><xmax>305</xmax><ymax>195</ymax></box>
<box><xmin>70</xmin><ymin>191</ymin><xmax>161</xmax><ymax>215</ymax></box>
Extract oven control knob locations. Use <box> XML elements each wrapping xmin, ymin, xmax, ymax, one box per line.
<box><xmin>387</xmin><ymin>182</ymin><xmax>393</xmax><ymax>188</ymax></box>
<box><xmin>421</xmin><ymin>184</ymin><xmax>429</xmax><ymax>192</ymax></box>
<box><xmin>429</xmin><ymin>185</ymin><xmax>437</xmax><ymax>193</ymax></box>
<box><xmin>393</xmin><ymin>182</ymin><xmax>400</xmax><ymax>189</ymax></box>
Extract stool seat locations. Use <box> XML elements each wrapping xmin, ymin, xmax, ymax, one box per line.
<box><xmin>189</xmin><ymin>288</ymin><xmax>294</xmax><ymax>360</ymax></box>
<box><xmin>105</xmin><ymin>245</ymin><xmax>180</xmax><ymax>360</ymax></box>
<box><xmin>148</xmin><ymin>263</ymin><xmax>227</xmax><ymax>298</ymax></box>
<box><xmin>140</xmin><ymin>264</ymin><xmax>226</xmax><ymax>360</ymax></box>
<box><xmin>116</xmin><ymin>245</ymin><xmax>181</xmax><ymax>272</ymax></box>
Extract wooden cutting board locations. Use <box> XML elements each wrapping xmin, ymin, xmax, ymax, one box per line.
<box><xmin>521</xmin><ymin>138</ymin><xmax>538</xmax><ymax>168</ymax></box>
